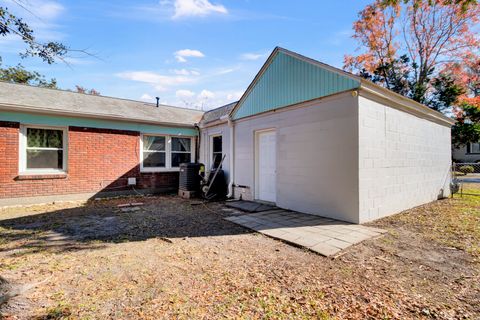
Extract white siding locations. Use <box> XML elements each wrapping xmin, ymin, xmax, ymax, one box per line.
<box><xmin>233</xmin><ymin>92</ymin><xmax>360</xmax><ymax>223</ymax></box>
<box><xmin>199</xmin><ymin>123</ymin><xmax>231</xmax><ymax>181</ymax></box>
<box><xmin>452</xmin><ymin>145</ymin><xmax>480</xmax><ymax>163</ymax></box>
<box><xmin>358</xmin><ymin>95</ymin><xmax>451</xmax><ymax>223</ymax></box>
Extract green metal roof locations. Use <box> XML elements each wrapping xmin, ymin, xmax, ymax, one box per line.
<box><xmin>231</xmin><ymin>48</ymin><xmax>361</xmax><ymax>120</ymax></box>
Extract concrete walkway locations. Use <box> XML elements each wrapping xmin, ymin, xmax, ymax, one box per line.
<box><xmin>224</xmin><ymin>209</ymin><xmax>386</xmax><ymax>256</ymax></box>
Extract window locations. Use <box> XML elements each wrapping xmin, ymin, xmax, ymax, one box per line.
<box><xmin>20</xmin><ymin>126</ymin><xmax>67</xmax><ymax>173</ymax></box>
<box><xmin>211</xmin><ymin>135</ymin><xmax>222</xmax><ymax>169</ymax></box>
<box><xmin>171</xmin><ymin>137</ymin><xmax>191</xmax><ymax>167</ymax></box>
<box><xmin>142</xmin><ymin>135</ymin><xmax>166</xmax><ymax>168</ymax></box>
<box><xmin>468</xmin><ymin>142</ymin><xmax>480</xmax><ymax>154</ymax></box>
<box><xmin>140</xmin><ymin>134</ymin><xmax>194</xmax><ymax>171</ymax></box>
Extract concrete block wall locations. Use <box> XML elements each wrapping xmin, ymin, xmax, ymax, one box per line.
<box><xmin>233</xmin><ymin>92</ymin><xmax>360</xmax><ymax>223</ymax></box>
<box><xmin>358</xmin><ymin>96</ymin><xmax>452</xmax><ymax>222</ymax></box>
<box><xmin>0</xmin><ymin>121</ymin><xmax>178</xmax><ymax>204</ymax></box>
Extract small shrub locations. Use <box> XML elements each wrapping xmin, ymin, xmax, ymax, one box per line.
<box><xmin>459</xmin><ymin>165</ymin><xmax>475</xmax><ymax>174</ymax></box>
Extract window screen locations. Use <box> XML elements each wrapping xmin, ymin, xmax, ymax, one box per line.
<box><xmin>142</xmin><ymin>135</ymin><xmax>166</xmax><ymax>168</ymax></box>
<box><xmin>212</xmin><ymin>135</ymin><xmax>222</xmax><ymax>168</ymax></box>
<box><xmin>171</xmin><ymin>137</ymin><xmax>191</xmax><ymax>167</ymax></box>
<box><xmin>26</xmin><ymin>128</ymin><xmax>64</xmax><ymax>170</ymax></box>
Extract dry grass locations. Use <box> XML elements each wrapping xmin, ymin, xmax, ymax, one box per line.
<box><xmin>381</xmin><ymin>183</ymin><xmax>480</xmax><ymax>259</ymax></box>
<box><xmin>0</xmin><ymin>191</ymin><xmax>479</xmax><ymax>319</ymax></box>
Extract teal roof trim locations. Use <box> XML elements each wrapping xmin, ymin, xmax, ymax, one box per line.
<box><xmin>232</xmin><ymin>50</ymin><xmax>361</xmax><ymax>120</ymax></box>
<box><xmin>0</xmin><ymin>111</ymin><xmax>198</xmax><ymax>136</ymax></box>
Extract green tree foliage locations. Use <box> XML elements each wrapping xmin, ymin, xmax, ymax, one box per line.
<box><xmin>0</xmin><ymin>60</ymin><xmax>57</xmax><ymax>88</ymax></box>
<box><xmin>0</xmin><ymin>5</ymin><xmax>67</xmax><ymax>64</ymax></box>
<box><xmin>452</xmin><ymin>101</ymin><xmax>480</xmax><ymax>147</ymax></box>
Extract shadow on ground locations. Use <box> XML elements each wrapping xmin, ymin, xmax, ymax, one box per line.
<box><xmin>0</xmin><ymin>195</ymin><xmax>253</xmax><ymax>257</ymax></box>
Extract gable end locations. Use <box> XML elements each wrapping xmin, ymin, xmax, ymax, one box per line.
<box><xmin>232</xmin><ymin>50</ymin><xmax>361</xmax><ymax>120</ymax></box>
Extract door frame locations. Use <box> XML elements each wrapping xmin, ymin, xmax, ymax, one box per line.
<box><xmin>254</xmin><ymin>128</ymin><xmax>277</xmax><ymax>203</ymax></box>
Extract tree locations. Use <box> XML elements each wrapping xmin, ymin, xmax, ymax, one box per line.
<box><xmin>0</xmin><ymin>2</ymin><xmax>96</xmax><ymax>92</ymax></box>
<box><xmin>0</xmin><ymin>60</ymin><xmax>57</xmax><ymax>88</ymax></box>
<box><xmin>381</xmin><ymin>0</ymin><xmax>477</xmax><ymax>12</ymax></box>
<box><xmin>346</xmin><ymin>0</ymin><xmax>480</xmax><ymax>146</ymax></box>
<box><xmin>75</xmin><ymin>85</ymin><xmax>100</xmax><ymax>96</ymax></box>
<box><xmin>452</xmin><ymin>98</ymin><xmax>480</xmax><ymax>147</ymax></box>
<box><xmin>446</xmin><ymin>55</ymin><xmax>480</xmax><ymax>146</ymax></box>
<box><xmin>344</xmin><ymin>0</ymin><xmax>480</xmax><ymax>104</ymax></box>
<box><xmin>0</xmin><ymin>5</ymin><xmax>67</xmax><ymax>64</ymax></box>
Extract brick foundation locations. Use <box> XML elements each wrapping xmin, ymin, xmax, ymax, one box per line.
<box><xmin>0</xmin><ymin>122</ymin><xmax>179</xmax><ymax>201</ymax></box>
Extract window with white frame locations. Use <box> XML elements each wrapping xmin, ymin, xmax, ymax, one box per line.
<box><xmin>141</xmin><ymin>134</ymin><xmax>194</xmax><ymax>171</ymax></box>
<box><xmin>211</xmin><ymin>135</ymin><xmax>222</xmax><ymax>169</ymax></box>
<box><xmin>468</xmin><ymin>142</ymin><xmax>480</xmax><ymax>154</ymax></box>
<box><xmin>171</xmin><ymin>137</ymin><xmax>191</xmax><ymax>167</ymax></box>
<box><xmin>20</xmin><ymin>126</ymin><xmax>67</xmax><ymax>173</ymax></box>
<box><xmin>142</xmin><ymin>135</ymin><xmax>166</xmax><ymax>168</ymax></box>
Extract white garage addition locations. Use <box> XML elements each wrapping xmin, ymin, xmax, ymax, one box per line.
<box><xmin>200</xmin><ymin>47</ymin><xmax>454</xmax><ymax>224</ymax></box>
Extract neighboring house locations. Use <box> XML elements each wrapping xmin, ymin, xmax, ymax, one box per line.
<box><xmin>452</xmin><ymin>143</ymin><xmax>480</xmax><ymax>163</ymax></box>
<box><xmin>0</xmin><ymin>47</ymin><xmax>455</xmax><ymax>223</ymax></box>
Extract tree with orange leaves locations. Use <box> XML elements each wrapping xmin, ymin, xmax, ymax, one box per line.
<box><xmin>344</xmin><ymin>0</ymin><xmax>479</xmax><ymax>105</ymax></box>
<box><xmin>346</xmin><ymin>0</ymin><xmax>480</xmax><ymax>147</ymax></box>
<box><xmin>448</xmin><ymin>55</ymin><xmax>480</xmax><ymax>147</ymax></box>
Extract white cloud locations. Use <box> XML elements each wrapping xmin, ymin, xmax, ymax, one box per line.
<box><xmin>63</xmin><ymin>57</ymin><xmax>95</xmax><ymax>65</ymax></box>
<box><xmin>240</xmin><ymin>51</ymin><xmax>269</xmax><ymax>61</ymax></box>
<box><xmin>172</xmin><ymin>0</ymin><xmax>228</xmax><ymax>19</ymax></box>
<box><xmin>34</xmin><ymin>0</ymin><xmax>65</xmax><ymax>19</ymax></box>
<box><xmin>174</xmin><ymin>49</ymin><xmax>205</xmax><ymax>62</ymax></box>
<box><xmin>116</xmin><ymin>71</ymin><xmax>195</xmax><ymax>91</ymax></box>
<box><xmin>198</xmin><ymin>89</ymin><xmax>215</xmax><ymax>100</ymax></box>
<box><xmin>140</xmin><ymin>93</ymin><xmax>155</xmax><ymax>102</ymax></box>
<box><xmin>171</xmin><ymin>68</ymin><xmax>200</xmax><ymax>76</ymax></box>
<box><xmin>172</xmin><ymin>89</ymin><xmax>243</xmax><ymax>110</ymax></box>
<box><xmin>176</xmin><ymin>89</ymin><xmax>195</xmax><ymax>98</ymax></box>
<box><xmin>227</xmin><ymin>91</ymin><xmax>243</xmax><ymax>101</ymax></box>
<box><xmin>216</xmin><ymin>67</ymin><xmax>237</xmax><ymax>75</ymax></box>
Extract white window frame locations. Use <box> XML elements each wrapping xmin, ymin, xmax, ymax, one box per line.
<box><xmin>140</xmin><ymin>133</ymin><xmax>195</xmax><ymax>172</ymax></box>
<box><xmin>468</xmin><ymin>142</ymin><xmax>480</xmax><ymax>154</ymax></box>
<box><xmin>209</xmin><ymin>134</ymin><xmax>223</xmax><ymax>169</ymax></box>
<box><xmin>19</xmin><ymin>124</ymin><xmax>68</xmax><ymax>175</ymax></box>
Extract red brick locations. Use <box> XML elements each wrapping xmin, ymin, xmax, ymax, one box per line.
<box><xmin>0</xmin><ymin>125</ymin><xmax>179</xmax><ymax>199</ymax></box>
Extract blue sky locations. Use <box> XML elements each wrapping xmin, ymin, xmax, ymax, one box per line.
<box><xmin>1</xmin><ymin>0</ymin><xmax>371</xmax><ymax>110</ymax></box>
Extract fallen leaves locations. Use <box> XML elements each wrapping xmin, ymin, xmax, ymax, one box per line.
<box><xmin>0</xmin><ymin>192</ymin><xmax>478</xmax><ymax>319</ymax></box>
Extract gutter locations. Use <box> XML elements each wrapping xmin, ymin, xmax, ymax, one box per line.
<box><xmin>359</xmin><ymin>80</ymin><xmax>456</xmax><ymax>127</ymax></box>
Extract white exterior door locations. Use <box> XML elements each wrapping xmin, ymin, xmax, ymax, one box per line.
<box><xmin>256</xmin><ymin>130</ymin><xmax>276</xmax><ymax>203</ymax></box>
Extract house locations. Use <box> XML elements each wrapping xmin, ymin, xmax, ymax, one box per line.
<box><xmin>0</xmin><ymin>47</ymin><xmax>454</xmax><ymax>223</ymax></box>
<box><xmin>452</xmin><ymin>143</ymin><xmax>480</xmax><ymax>163</ymax></box>
<box><xmin>0</xmin><ymin>83</ymin><xmax>203</xmax><ymax>205</ymax></box>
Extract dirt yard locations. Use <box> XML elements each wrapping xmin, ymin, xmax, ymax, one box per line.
<box><xmin>0</xmin><ymin>185</ymin><xmax>479</xmax><ymax>319</ymax></box>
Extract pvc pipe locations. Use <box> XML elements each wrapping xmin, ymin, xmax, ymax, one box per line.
<box><xmin>226</xmin><ymin>117</ymin><xmax>235</xmax><ymax>198</ymax></box>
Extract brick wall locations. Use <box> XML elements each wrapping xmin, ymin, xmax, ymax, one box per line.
<box><xmin>0</xmin><ymin>122</ymin><xmax>179</xmax><ymax>200</ymax></box>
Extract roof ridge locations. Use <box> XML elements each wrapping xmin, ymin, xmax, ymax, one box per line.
<box><xmin>205</xmin><ymin>101</ymin><xmax>238</xmax><ymax>113</ymax></box>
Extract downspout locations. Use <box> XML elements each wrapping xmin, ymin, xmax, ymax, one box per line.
<box><xmin>194</xmin><ymin>123</ymin><xmax>200</xmax><ymax>163</ymax></box>
<box><xmin>226</xmin><ymin>116</ymin><xmax>235</xmax><ymax>198</ymax></box>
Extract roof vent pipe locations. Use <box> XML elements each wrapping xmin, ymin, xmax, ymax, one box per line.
<box><xmin>156</xmin><ymin>97</ymin><xmax>160</xmax><ymax>107</ymax></box>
